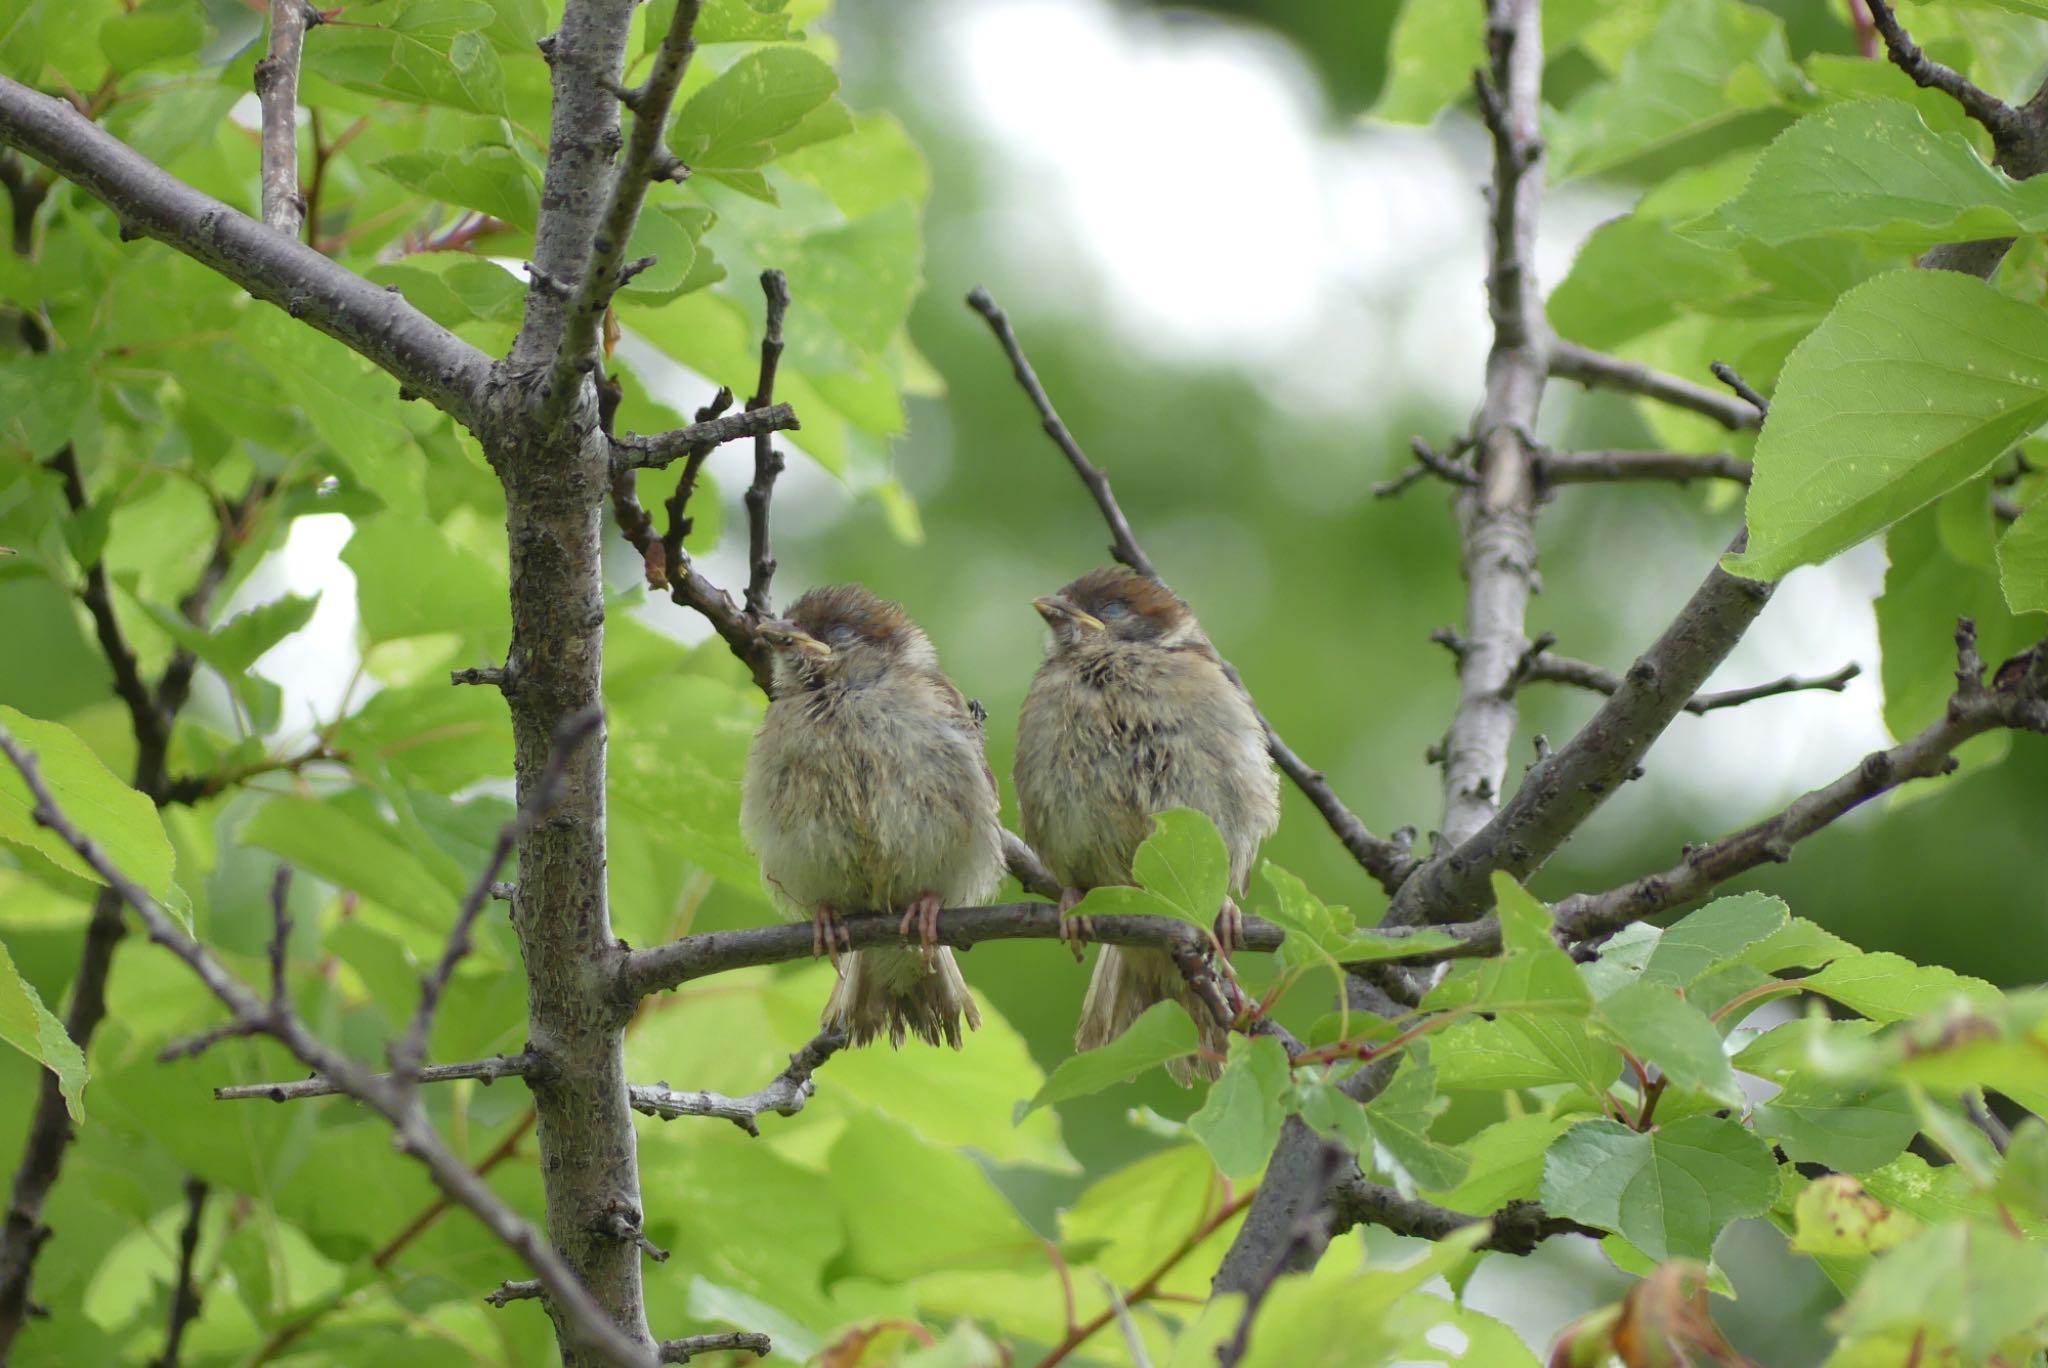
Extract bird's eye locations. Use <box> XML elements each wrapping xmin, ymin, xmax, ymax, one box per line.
<box><xmin>1098</xmin><ymin>600</ymin><xmax>1130</xmax><ymax>620</ymax></box>
<box><xmin>826</xmin><ymin>623</ymin><xmax>859</xmax><ymax>645</ymax></box>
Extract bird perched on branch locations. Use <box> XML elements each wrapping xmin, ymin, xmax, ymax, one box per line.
<box><xmin>741</xmin><ymin>585</ymin><xmax>1002</xmax><ymax>1048</ymax></box>
<box><xmin>1015</xmin><ymin>566</ymin><xmax>1280</xmax><ymax>1083</ymax></box>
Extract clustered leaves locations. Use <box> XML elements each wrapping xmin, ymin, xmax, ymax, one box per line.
<box><xmin>2</xmin><ymin>0</ymin><xmax>2047</xmax><ymax>1363</ymax></box>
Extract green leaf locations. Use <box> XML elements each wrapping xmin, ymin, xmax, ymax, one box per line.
<box><xmin>1420</xmin><ymin>1112</ymin><xmax>1575</xmax><ymax>1216</ymax></box>
<box><xmin>829</xmin><ymin>1112</ymin><xmax>1039</xmax><ymax>1281</ymax></box>
<box><xmin>1727</xmin><ymin>270</ymin><xmax>2048</xmax><ymax>580</ymax></box>
<box><xmin>1756</xmin><ymin>1080</ymin><xmax>1919</xmax><ymax>1173</ymax></box>
<box><xmin>1999</xmin><ymin>497</ymin><xmax>2048</xmax><ymax>614</ymax></box>
<box><xmin>1591</xmin><ymin>981</ymin><xmax>1743</xmax><ymax>1104</ymax></box>
<box><xmin>1641</xmin><ymin>892</ymin><xmax>1790</xmax><ymax>988</ymax></box>
<box><xmin>341</xmin><ymin>514</ymin><xmax>508</xmax><ymax>645</ymax></box>
<box><xmin>97</xmin><ymin>0</ymin><xmax>203</xmax><ymax>74</ymax></box>
<box><xmin>1806</xmin><ymin>950</ymin><xmax>2000</xmax><ymax>1022</ymax></box>
<box><xmin>1432</xmin><ymin>1015</ymin><xmax>1622</xmax><ymax>1094</ymax></box>
<box><xmin>1549</xmin><ymin>213</ymin><xmax>1750</xmax><ymax>350</ymax></box>
<box><xmin>1541</xmin><ymin>1115</ymin><xmax>1779</xmax><ymax>1260</ymax></box>
<box><xmin>1188</xmin><ymin>1035</ymin><xmax>1290</xmax><ymax>1179</ymax></box>
<box><xmin>307</xmin><ymin>0</ymin><xmax>509</xmax><ymax>116</ymax></box>
<box><xmin>1719</xmin><ymin>98</ymin><xmax>2048</xmax><ymax>251</ymax></box>
<box><xmin>0</xmin><ymin>706</ymin><xmax>175</xmax><ymax>897</ymax></box>
<box><xmin>1548</xmin><ymin>0</ymin><xmax>1802</xmax><ymax>180</ymax></box>
<box><xmin>1371</xmin><ymin>0</ymin><xmax>1483</xmax><ymax>125</ymax></box>
<box><xmin>1997</xmin><ymin>1118</ymin><xmax>2048</xmax><ymax>1219</ymax></box>
<box><xmin>618</xmin><ymin>206</ymin><xmax>715</xmax><ymax>302</ymax></box>
<box><xmin>0</xmin><ymin>350</ymin><xmax>91</xmax><ymax>460</ymax></box>
<box><xmin>1837</xmin><ymin>1219</ymin><xmax>2048</xmax><ymax>1362</ymax></box>
<box><xmin>670</xmin><ymin>46</ymin><xmax>839</xmax><ymax>173</ymax></box>
<box><xmin>372</xmin><ymin>145</ymin><xmax>542</xmax><ymax>228</ymax></box>
<box><xmin>1789</xmin><ymin>1173</ymin><xmax>1916</xmax><ymax>1257</ymax></box>
<box><xmin>1880</xmin><ymin>497</ymin><xmax>2038</xmax><ymax>746</ymax></box>
<box><xmin>1424</xmin><ymin>872</ymin><xmax>1590</xmax><ymax>1016</ymax></box>
<box><xmin>1069</xmin><ymin>807</ymin><xmax>1230</xmax><ymax>931</ymax></box>
<box><xmin>1361</xmin><ymin>1057</ymin><xmax>1469</xmax><ymax>1194</ymax></box>
<box><xmin>1020</xmin><ymin>1002</ymin><xmax>1199</xmax><ymax>1115</ymax></box>
<box><xmin>0</xmin><ymin>936</ymin><xmax>86</xmax><ymax>1120</ymax></box>
<box><xmin>239</xmin><ymin>794</ymin><xmax>465</xmax><ymax>928</ymax></box>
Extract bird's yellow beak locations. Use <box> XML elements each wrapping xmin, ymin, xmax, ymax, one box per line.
<box><xmin>1033</xmin><ymin>595</ymin><xmax>1105</xmax><ymax>633</ymax></box>
<box><xmin>757</xmin><ymin>620</ymin><xmax>832</xmax><ymax>658</ymax></box>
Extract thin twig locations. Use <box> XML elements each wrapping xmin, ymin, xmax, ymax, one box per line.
<box><xmin>1551</xmin><ymin>340</ymin><xmax>1763</xmax><ymax>431</ymax></box>
<box><xmin>744</xmin><ymin>269</ymin><xmax>789</xmax><ymax>619</ymax></box>
<box><xmin>1863</xmin><ymin>0</ymin><xmax>2019</xmax><ymax>142</ymax></box>
<box><xmin>1373</xmin><ymin>437</ymin><xmax>1479</xmax><ymax>498</ymax></box>
<box><xmin>214</xmin><ymin>1053</ymin><xmax>536</xmax><ymax>1103</ymax></box>
<box><xmin>610</xmin><ymin>405</ymin><xmax>800</xmax><ymax>472</ymax></box>
<box><xmin>1324</xmin><ymin>1176</ymin><xmax>1600</xmax><ymax>1254</ymax></box>
<box><xmin>659</xmin><ymin>1332</ymin><xmax>771</xmax><ymax>1363</ymax></box>
<box><xmin>965</xmin><ymin>286</ymin><xmax>1414</xmax><ymax>894</ymax></box>
<box><xmin>149</xmin><ymin>1178</ymin><xmax>208</xmax><ymax>1368</ymax></box>
<box><xmin>627</xmin><ymin>1029</ymin><xmax>844</xmax><ymax>1136</ymax></box>
<box><xmin>1549</xmin><ymin>621</ymin><xmax>2047</xmax><ymax>943</ymax></box>
<box><xmin>1536</xmin><ymin>449</ymin><xmax>1752</xmax><ymax>486</ymax></box>
<box><xmin>487</xmin><ymin>1279</ymin><xmax>542</xmax><ymax>1308</ymax></box>
<box><xmin>1462</xmin><ymin>633</ymin><xmax>1860</xmax><ymax>713</ymax></box>
<box><xmin>255</xmin><ymin>0</ymin><xmax>321</xmax><ymax>236</ymax></box>
<box><xmin>1709</xmin><ymin>361</ymin><xmax>1771</xmax><ymax>418</ymax></box>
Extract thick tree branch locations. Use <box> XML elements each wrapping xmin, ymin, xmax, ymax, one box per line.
<box><xmin>1550</xmin><ymin>621</ymin><xmax>2048</xmax><ymax>943</ymax></box>
<box><xmin>1388</xmin><ymin>535</ymin><xmax>1776</xmax><ymax>930</ymax></box>
<box><xmin>1437</xmin><ymin>4</ymin><xmax>1549</xmax><ymax>852</ymax></box>
<box><xmin>618</xmin><ymin>904</ymin><xmax>1283</xmax><ymax>1002</ymax></box>
<box><xmin>1536</xmin><ymin>449</ymin><xmax>1751</xmax><ymax>486</ymax></box>
<box><xmin>546</xmin><ymin>0</ymin><xmax>704</xmax><ymax>420</ymax></box>
<box><xmin>743</xmin><ymin>269</ymin><xmax>790</xmax><ymax>619</ymax></box>
<box><xmin>1549</xmin><ymin>340</ymin><xmax>1763</xmax><ymax>432</ymax></box>
<box><xmin>0</xmin><ymin>722</ymin><xmax>654</xmax><ymax>1368</ymax></box>
<box><xmin>965</xmin><ymin>286</ymin><xmax>1414</xmax><ymax>893</ymax></box>
<box><xmin>255</xmin><ymin>0</ymin><xmax>321</xmax><ymax>236</ymax></box>
<box><xmin>1216</xmin><ymin>1150</ymin><xmax>1342</xmax><ymax>1368</ymax></box>
<box><xmin>628</xmin><ymin>1029</ymin><xmax>844</xmax><ymax>1137</ymax></box>
<box><xmin>1324</xmin><ymin>1176</ymin><xmax>1599</xmax><ymax>1254</ymax></box>
<box><xmin>611</xmin><ymin>405</ymin><xmax>801</xmax><ymax>472</ymax></box>
<box><xmin>0</xmin><ymin>78</ymin><xmax>493</xmax><ymax>428</ymax></box>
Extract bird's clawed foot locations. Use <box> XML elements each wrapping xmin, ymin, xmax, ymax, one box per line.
<box><xmin>1214</xmin><ymin>896</ymin><xmax>1245</xmax><ymax>957</ymax></box>
<box><xmin>899</xmin><ymin>892</ymin><xmax>942</xmax><ymax>963</ymax></box>
<box><xmin>811</xmin><ymin>902</ymin><xmax>851</xmax><ymax>963</ymax></box>
<box><xmin>1057</xmin><ymin>886</ymin><xmax>1093</xmax><ymax>963</ymax></box>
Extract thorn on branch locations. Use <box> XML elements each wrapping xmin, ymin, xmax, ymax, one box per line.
<box><xmin>616</xmin><ymin>255</ymin><xmax>658</xmax><ymax>288</ymax></box>
<box><xmin>524</xmin><ymin>263</ymin><xmax>569</xmax><ymax>299</ymax></box>
<box><xmin>1708</xmin><ymin>360</ymin><xmax>1771</xmax><ymax>418</ymax></box>
<box><xmin>486</xmin><ymin>1279</ymin><xmax>542</xmax><ymax>1308</ymax></box>
<box><xmin>601</xmin><ymin>1204</ymin><xmax>668</xmax><ymax>1263</ymax></box>
<box><xmin>652</xmin><ymin>155</ymin><xmax>692</xmax><ymax>184</ymax></box>
<box><xmin>450</xmin><ymin>663</ymin><xmax>513</xmax><ymax>691</ymax></box>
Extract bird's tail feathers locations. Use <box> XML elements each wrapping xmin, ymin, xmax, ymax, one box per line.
<box><xmin>1074</xmin><ymin>944</ymin><xmax>1226</xmax><ymax>1085</ymax></box>
<box><xmin>826</xmin><ymin>945</ymin><xmax>982</xmax><ymax>1049</ymax></box>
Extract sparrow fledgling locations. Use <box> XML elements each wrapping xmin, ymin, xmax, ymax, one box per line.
<box><xmin>741</xmin><ymin>585</ymin><xmax>1002</xmax><ymax>1048</ymax></box>
<box><xmin>1015</xmin><ymin>566</ymin><xmax>1280</xmax><ymax>1084</ymax></box>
